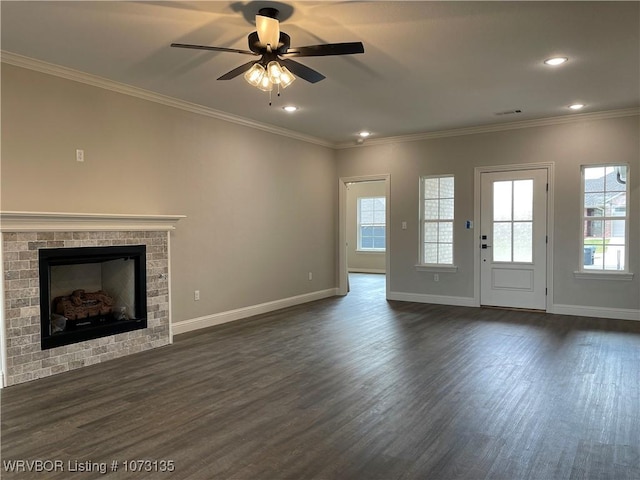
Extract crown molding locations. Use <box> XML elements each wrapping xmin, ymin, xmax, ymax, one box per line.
<box><xmin>0</xmin><ymin>51</ymin><xmax>333</xmax><ymax>149</ymax></box>
<box><xmin>336</xmin><ymin>107</ymin><xmax>640</xmax><ymax>149</ymax></box>
<box><xmin>0</xmin><ymin>211</ymin><xmax>186</xmax><ymax>232</ymax></box>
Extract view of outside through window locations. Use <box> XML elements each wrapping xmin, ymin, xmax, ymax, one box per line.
<box><xmin>358</xmin><ymin>197</ymin><xmax>386</xmax><ymax>250</ymax></box>
<box><xmin>493</xmin><ymin>179</ymin><xmax>533</xmax><ymax>263</ymax></box>
<box><xmin>583</xmin><ymin>165</ymin><xmax>627</xmax><ymax>271</ymax></box>
<box><xmin>422</xmin><ymin>176</ymin><xmax>454</xmax><ymax>264</ymax></box>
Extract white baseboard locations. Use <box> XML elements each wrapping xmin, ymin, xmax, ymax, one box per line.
<box><xmin>173</xmin><ymin>288</ymin><xmax>339</xmax><ymax>335</ymax></box>
<box><xmin>387</xmin><ymin>291</ymin><xmax>477</xmax><ymax>307</ymax></box>
<box><xmin>549</xmin><ymin>304</ymin><xmax>640</xmax><ymax>321</ymax></box>
<box><xmin>348</xmin><ymin>268</ymin><xmax>386</xmax><ymax>274</ymax></box>
<box><xmin>388</xmin><ymin>293</ymin><xmax>639</xmax><ymax>321</ymax></box>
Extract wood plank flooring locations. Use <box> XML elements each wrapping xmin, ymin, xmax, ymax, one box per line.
<box><xmin>2</xmin><ymin>273</ymin><xmax>639</xmax><ymax>479</ymax></box>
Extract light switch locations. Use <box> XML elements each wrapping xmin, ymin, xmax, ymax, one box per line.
<box><xmin>401</xmin><ymin>221</ymin><xmax>407</xmax><ymax>230</ymax></box>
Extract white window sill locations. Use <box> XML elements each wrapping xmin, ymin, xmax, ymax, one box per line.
<box><xmin>573</xmin><ymin>271</ymin><xmax>634</xmax><ymax>281</ymax></box>
<box><xmin>356</xmin><ymin>249</ymin><xmax>386</xmax><ymax>254</ymax></box>
<box><xmin>415</xmin><ymin>264</ymin><xmax>458</xmax><ymax>273</ymax></box>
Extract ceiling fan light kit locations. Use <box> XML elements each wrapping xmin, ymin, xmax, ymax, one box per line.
<box><xmin>171</xmin><ymin>6</ymin><xmax>364</xmax><ymax>105</ymax></box>
<box><xmin>244</xmin><ymin>63</ymin><xmax>266</xmax><ymax>87</ymax></box>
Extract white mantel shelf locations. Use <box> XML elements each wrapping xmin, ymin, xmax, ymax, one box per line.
<box><xmin>0</xmin><ymin>211</ymin><xmax>186</xmax><ymax>232</ymax></box>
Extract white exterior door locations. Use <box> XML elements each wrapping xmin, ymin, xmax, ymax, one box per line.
<box><xmin>480</xmin><ymin>169</ymin><xmax>548</xmax><ymax>309</ymax></box>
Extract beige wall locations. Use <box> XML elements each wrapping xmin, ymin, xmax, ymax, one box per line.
<box><xmin>346</xmin><ymin>181</ymin><xmax>386</xmax><ymax>272</ymax></box>
<box><xmin>1</xmin><ymin>64</ymin><xmax>337</xmax><ymax>323</ymax></box>
<box><xmin>2</xmin><ymin>63</ymin><xmax>638</xmax><ymax>323</ymax></box>
<box><xmin>336</xmin><ymin>115</ymin><xmax>640</xmax><ymax>312</ymax></box>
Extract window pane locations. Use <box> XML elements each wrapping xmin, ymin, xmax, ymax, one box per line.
<box><xmin>424</xmin><ymin>178</ymin><xmax>439</xmax><ymax>199</ymax></box>
<box><xmin>513</xmin><ymin>180</ymin><xmax>533</xmax><ymax>221</ymax></box>
<box><xmin>373</xmin><ymin>237</ymin><xmax>386</xmax><ymax>249</ymax></box>
<box><xmin>360</xmin><ymin>209</ymin><xmax>373</xmax><ymax>223</ymax></box>
<box><xmin>513</xmin><ymin>222</ymin><xmax>532</xmax><ymax>262</ymax></box>
<box><xmin>584</xmin><ymin>194</ymin><xmax>605</xmax><ymax>215</ymax></box>
<box><xmin>359</xmin><ymin>196</ymin><xmax>386</xmax><ymax>250</ymax></box>
<box><xmin>582</xmin><ymin>165</ymin><xmax>628</xmax><ymax>272</ymax></box>
<box><xmin>438</xmin><ymin>244</ymin><xmax>453</xmax><ymax>264</ymax></box>
<box><xmin>440</xmin><ymin>177</ymin><xmax>454</xmax><ymax>198</ymax></box>
<box><xmin>424</xmin><ymin>200</ymin><xmax>439</xmax><ymax>220</ymax></box>
<box><xmin>360</xmin><ymin>198</ymin><xmax>374</xmax><ymax>211</ymax></box>
<box><xmin>606</xmin><ymin>192</ymin><xmax>626</xmax><ymax>217</ymax></box>
<box><xmin>424</xmin><ymin>243</ymin><xmax>437</xmax><ymax>263</ymax></box>
<box><xmin>421</xmin><ymin>175</ymin><xmax>454</xmax><ymax>266</ymax></box>
<box><xmin>494</xmin><ymin>181</ymin><xmax>512</xmax><ymax>221</ymax></box>
<box><xmin>610</xmin><ymin>219</ymin><xmax>625</xmax><ymax>238</ymax></box>
<box><xmin>439</xmin><ymin>221</ymin><xmax>453</xmax><ymax>243</ymax></box>
<box><xmin>612</xmin><ymin>204</ymin><xmax>626</xmax><ymax>217</ymax></box>
<box><xmin>607</xmin><ymin>166</ymin><xmax>626</xmax><ymax>192</ymax></box>
<box><xmin>584</xmin><ymin>167</ymin><xmax>605</xmax><ymax>192</ymax></box>
<box><xmin>439</xmin><ymin>199</ymin><xmax>454</xmax><ymax>220</ymax></box>
<box><xmin>583</xmin><ymin>242</ymin><xmax>603</xmax><ymax>269</ymax></box>
<box><xmin>584</xmin><ymin>220</ymin><xmax>603</xmax><ymax>238</ymax></box>
<box><xmin>604</xmin><ymin>245</ymin><xmax>625</xmax><ymax>271</ymax></box>
<box><xmin>424</xmin><ymin>222</ymin><xmax>438</xmax><ymax>242</ymax></box>
<box><xmin>493</xmin><ymin>222</ymin><xmax>512</xmax><ymax>262</ymax></box>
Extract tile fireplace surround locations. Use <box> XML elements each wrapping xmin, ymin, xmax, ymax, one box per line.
<box><xmin>0</xmin><ymin>212</ymin><xmax>184</xmax><ymax>387</ymax></box>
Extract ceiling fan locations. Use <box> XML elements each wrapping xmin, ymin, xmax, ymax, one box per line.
<box><xmin>171</xmin><ymin>7</ymin><xmax>364</xmax><ymax>93</ymax></box>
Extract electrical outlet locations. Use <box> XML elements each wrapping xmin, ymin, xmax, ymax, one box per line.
<box><xmin>194</xmin><ymin>290</ymin><xmax>200</xmax><ymax>301</ymax></box>
<box><xmin>434</xmin><ymin>274</ymin><xmax>439</xmax><ymax>282</ymax></box>
<box><xmin>76</xmin><ymin>149</ymin><xmax>84</xmax><ymax>162</ymax></box>
<box><xmin>308</xmin><ymin>272</ymin><xmax>313</xmax><ymax>281</ymax></box>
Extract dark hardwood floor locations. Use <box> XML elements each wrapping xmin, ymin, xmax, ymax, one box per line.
<box><xmin>2</xmin><ymin>273</ymin><xmax>639</xmax><ymax>479</ymax></box>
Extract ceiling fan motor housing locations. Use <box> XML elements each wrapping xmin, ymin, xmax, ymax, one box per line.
<box><xmin>257</xmin><ymin>8</ymin><xmax>279</xmax><ymax>20</ymax></box>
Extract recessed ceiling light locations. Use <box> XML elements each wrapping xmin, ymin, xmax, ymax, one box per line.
<box><xmin>544</xmin><ymin>57</ymin><xmax>568</xmax><ymax>66</ymax></box>
<box><xmin>282</xmin><ymin>106</ymin><xmax>298</xmax><ymax>112</ymax></box>
<box><xmin>359</xmin><ymin>131</ymin><xmax>371</xmax><ymax>137</ymax></box>
<box><xmin>569</xmin><ymin>104</ymin><xmax>585</xmax><ymax>110</ymax></box>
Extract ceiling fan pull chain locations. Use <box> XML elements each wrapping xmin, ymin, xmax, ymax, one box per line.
<box><xmin>269</xmin><ymin>89</ymin><xmax>272</xmax><ymax>106</ymax></box>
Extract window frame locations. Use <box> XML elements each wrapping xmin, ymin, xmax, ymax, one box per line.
<box><xmin>356</xmin><ymin>196</ymin><xmax>386</xmax><ymax>252</ymax></box>
<box><xmin>578</xmin><ymin>163</ymin><xmax>630</xmax><ymax>275</ymax></box>
<box><xmin>418</xmin><ymin>174</ymin><xmax>456</xmax><ymax>269</ymax></box>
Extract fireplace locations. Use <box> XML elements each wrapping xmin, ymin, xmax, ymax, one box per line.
<box><xmin>39</xmin><ymin>245</ymin><xmax>147</xmax><ymax>349</ymax></box>
<box><xmin>1</xmin><ymin>212</ymin><xmax>183</xmax><ymax>387</ymax></box>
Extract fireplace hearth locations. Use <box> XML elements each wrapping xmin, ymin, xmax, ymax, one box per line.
<box><xmin>39</xmin><ymin>245</ymin><xmax>147</xmax><ymax>349</ymax></box>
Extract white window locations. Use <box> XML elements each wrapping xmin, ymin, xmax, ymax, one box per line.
<box><xmin>420</xmin><ymin>175</ymin><xmax>454</xmax><ymax>265</ymax></box>
<box><xmin>492</xmin><ymin>179</ymin><xmax>534</xmax><ymax>263</ymax></box>
<box><xmin>357</xmin><ymin>197</ymin><xmax>386</xmax><ymax>251</ymax></box>
<box><xmin>581</xmin><ymin>165</ymin><xmax>629</xmax><ymax>271</ymax></box>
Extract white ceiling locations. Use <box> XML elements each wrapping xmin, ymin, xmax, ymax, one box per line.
<box><xmin>2</xmin><ymin>1</ymin><xmax>639</xmax><ymax>145</ymax></box>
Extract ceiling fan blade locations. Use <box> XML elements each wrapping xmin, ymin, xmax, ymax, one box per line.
<box><xmin>280</xmin><ymin>42</ymin><xmax>365</xmax><ymax>57</ymax></box>
<box><xmin>255</xmin><ymin>14</ymin><xmax>280</xmax><ymax>49</ymax></box>
<box><xmin>171</xmin><ymin>43</ymin><xmax>258</xmax><ymax>56</ymax></box>
<box><xmin>279</xmin><ymin>58</ymin><xmax>325</xmax><ymax>84</ymax></box>
<box><xmin>217</xmin><ymin>60</ymin><xmax>259</xmax><ymax>80</ymax></box>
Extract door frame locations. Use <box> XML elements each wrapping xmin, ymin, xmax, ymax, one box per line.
<box><xmin>338</xmin><ymin>174</ymin><xmax>391</xmax><ymax>297</ymax></box>
<box><xmin>473</xmin><ymin>163</ymin><xmax>555</xmax><ymax>310</ymax></box>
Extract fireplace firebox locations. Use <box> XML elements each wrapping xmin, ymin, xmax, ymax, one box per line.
<box><xmin>39</xmin><ymin>245</ymin><xmax>147</xmax><ymax>349</ymax></box>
